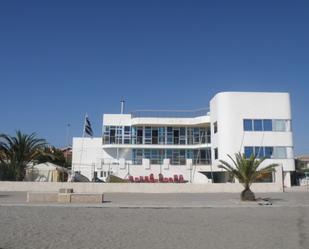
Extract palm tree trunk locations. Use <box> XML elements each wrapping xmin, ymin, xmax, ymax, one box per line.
<box><xmin>241</xmin><ymin>184</ymin><xmax>255</xmax><ymax>201</ymax></box>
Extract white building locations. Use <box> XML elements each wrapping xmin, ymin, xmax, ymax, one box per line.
<box><xmin>72</xmin><ymin>92</ymin><xmax>295</xmax><ymax>187</ymax></box>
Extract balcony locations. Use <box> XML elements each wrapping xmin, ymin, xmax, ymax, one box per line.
<box><xmin>131</xmin><ymin>107</ymin><xmax>209</xmax><ymax>118</ymax></box>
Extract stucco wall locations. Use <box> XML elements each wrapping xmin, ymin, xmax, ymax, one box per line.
<box><xmin>0</xmin><ymin>181</ymin><xmax>283</xmax><ymax>193</ymax></box>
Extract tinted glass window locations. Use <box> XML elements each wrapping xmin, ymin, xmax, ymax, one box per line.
<box><xmin>254</xmin><ymin>147</ymin><xmax>264</xmax><ymax>158</ymax></box>
<box><xmin>263</xmin><ymin>119</ymin><xmax>272</xmax><ymax>131</ymax></box>
<box><xmin>244</xmin><ymin>119</ymin><xmax>253</xmax><ymax>131</ymax></box>
<box><xmin>244</xmin><ymin>147</ymin><xmax>254</xmax><ymax>158</ymax></box>
<box><xmin>264</xmin><ymin>147</ymin><xmax>273</xmax><ymax>158</ymax></box>
<box><xmin>253</xmin><ymin>120</ymin><xmax>263</xmax><ymax>131</ymax></box>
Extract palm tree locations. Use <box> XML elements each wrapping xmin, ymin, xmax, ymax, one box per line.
<box><xmin>219</xmin><ymin>152</ymin><xmax>278</xmax><ymax>201</ymax></box>
<box><xmin>0</xmin><ymin>131</ymin><xmax>48</xmax><ymax>181</ymax></box>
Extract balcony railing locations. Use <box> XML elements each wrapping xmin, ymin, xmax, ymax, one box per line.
<box><xmin>131</xmin><ymin>107</ymin><xmax>209</xmax><ymax>118</ymax></box>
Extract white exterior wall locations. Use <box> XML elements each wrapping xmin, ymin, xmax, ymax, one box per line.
<box><xmin>72</xmin><ymin>91</ymin><xmax>295</xmax><ymax>187</ymax></box>
<box><xmin>210</xmin><ymin>92</ymin><xmax>295</xmax><ymax>174</ymax></box>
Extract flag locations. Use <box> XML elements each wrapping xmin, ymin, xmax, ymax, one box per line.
<box><xmin>84</xmin><ymin>115</ymin><xmax>93</xmax><ymax>137</ymax></box>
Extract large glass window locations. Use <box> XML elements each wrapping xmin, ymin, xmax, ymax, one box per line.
<box><xmin>137</xmin><ymin>127</ymin><xmax>143</xmax><ymax>144</ymax></box>
<box><xmin>253</xmin><ymin>120</ymin><xmax>263</xmax><ymax>131</ymax></box>
<box><xmin>244</xmin><ymin>147</ymin><xmax>254</xmax><ymax>158</ymax></box>
<box><xmin>173</xmin><ymin>128</ymin><xmax>180</xmax><ymax>144</ymax></box>
<box><xmin>254</xmin><ymin>146</ymin><xmax>264</xmax><ymax>158</ymax></box>
<box><xmin>187</xmin><ymin>128</ymin><xmax>193</xmax><ymax>144</ymax></box>
<box><xmin>167</xmin><ymin>127</ymin><xmax>173</xmax><ymax>144</ymax></box>
<box><xmin>243</xmin><ymin>119</ymin><xmax>290</xmax><ymax>132</ymax></box>
<box><xmin>264</xmin><ymin>147</ymin><xmax>273</xmax><ymax>158</ymax></box>
<box><xmin>144</xmin><ymin>127</ymin><xmax>152</xmax><ymax>144</ymax></box>
<box><xmin>273</xmin><ymin>120</ymin><xmax>286</xmax><ymax>131</ymax></box>
<box><xmin>158</xmin><ymin>127</ymin><xmax>165</xmax><ymax>144</ymax></box>
<box><xmin>151</xmin><ymin>127</ymin><xmax>158</xmax><ymax>144</ymax></box>
<box><xmin>273</xmin><ymin>147</ymin><xmax>287</xmax><ymax>159</ymax></box>
<box><xmin>214</xmin><ymin>148</ymin><xmax>218</xmax><ymax>160</ymax></box>
<box><xmin>244</xmin><ymin>119</ymin><xmax>253</xmax><ymax>131</ymax></box>
<box><xmin>263</xmin><ymin>119</ymin><xmax>272</xmax><ymax>131</ymax></box>
<box><xmin>179</xmin><ymin>127</ymin><xmax>186</xmax><ymax>144</ymax></box>
<box><xmin>124</xmin><ymin>126</ymin><xmax>131</xmax><ymax>144</ymax></box>
<box><xmin>213</xmin><ymin>122</ymin><xmax>218</xmax><ymax>133</ymax></box>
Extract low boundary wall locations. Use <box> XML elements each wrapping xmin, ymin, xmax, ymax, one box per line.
<box><xmin>0</xmin><ymin>181</ymin><xmax>283</xmax><ymax>193</ymax></box>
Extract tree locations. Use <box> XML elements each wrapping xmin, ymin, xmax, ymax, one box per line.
<box><xmin>219</xmin><ymin>152</ymin><xmax>278</xmax><ymax>201</ymax></box>
<box><xmin>0</xmin><ymin>131</ymin><xmax>48</xmax><ymax>181</ymax></box>
<box><xmin>37</xmin><ymin>146</ymin><xmax>70</xmax><ymax>168</ymax></box>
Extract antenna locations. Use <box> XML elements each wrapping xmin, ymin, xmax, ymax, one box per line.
<box><xmin>120</xmin><ymin>100</ymin><xmax>125</xmax><ymax>114</ymax></box>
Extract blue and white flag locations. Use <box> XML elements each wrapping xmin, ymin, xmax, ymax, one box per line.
<box><xmin>84</xmin><ymin>115</ymin><xmax>93</xmax><ymax>137</ymax></box>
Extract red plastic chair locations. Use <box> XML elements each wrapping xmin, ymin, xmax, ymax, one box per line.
<box><xmin>174</xmin><ymin>174</ymin><xmax>179</xmax><ymax>183</ymax></box>
<box><xmin>158</xmin><ymin>173</ymin><xmax>164</xmax><ymax>182</ymax></box>
<box><xmin>150</xmin><ymin>173</ymin><xmax>155</xmax><ymax>183</ymax></box>
<box><xmin>168</xmin><ymin>177</ymin><xmax>174</xmax><ymax>183</ymax></box>
<box><xmin>135</xmin><ymin>177</ymin><xmax>140</xmax><ymax>183</ymax></box>
<box><xmin>139</xmin><ymin>176</ymin><xmax>144</xmax><ymax>182</ymax></box>
<box><xmin>163</xmin><ymin>177</ymin><xmax>169</xmax><ymax>183</ymax></box>
<box><xmin>144</xmin><ymin>176</ymin><xmax>149</xmax><ymax>182</ymax></box>
<box><xmin>179</xmin><ymin>175</ymin><xmax>185</xmax><ymax>183</ymax></box>
<box><xmin>128</xmin><ymin>175</ymin><xmax>134</xmax><ymax>183</ymax></box>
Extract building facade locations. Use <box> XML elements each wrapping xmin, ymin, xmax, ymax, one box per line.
<box><xmin>72</xmin><ymin>92</ymin><xmax>295</xmax><ymax>187</ymax></box>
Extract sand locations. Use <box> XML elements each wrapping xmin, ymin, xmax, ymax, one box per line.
<box><xmin>0</xmin><ymin>192</ymin><xmax>309</xmax><ymax>249</ymax></box>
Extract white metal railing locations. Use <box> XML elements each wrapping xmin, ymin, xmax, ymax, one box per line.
<box><xmin>131</xmin><ymin>107</ymin><xmax>209</xmax><ymax>118</ymax></box>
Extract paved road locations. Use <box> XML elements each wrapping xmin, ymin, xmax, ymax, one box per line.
<box><xmin>0</xmin><ymin>192</ymin><xmax>309</xmax><ymax>249</ymax></box>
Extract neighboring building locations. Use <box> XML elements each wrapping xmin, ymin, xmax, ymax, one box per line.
<box><xmin>72</xmin><ymin>92</ymin><xmax>295</xmax><ymax>187</ymax></box>
<box><xmin>295</xmin><ymin>155</ymin><xmax>309</xmax><ymax>169</ymax></box>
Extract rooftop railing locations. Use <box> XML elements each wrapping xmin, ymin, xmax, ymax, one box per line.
<box><xmin>131</xmin><ymin>107</ymin><xmax>210</xmax><ymax>118</ymax></box>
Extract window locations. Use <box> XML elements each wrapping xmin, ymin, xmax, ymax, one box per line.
<box><xmin>179</xmin><ymin>127</ymin><xmax>186</xmax><ymax>144</ymax></box>
<box><xmin>244</xmin><ymin>146</ymin><xmax>288</xmax><ymax>159</ymax></box>
<box><xmin>214</xmin><ymin>148</ymin><xmax>218</xmax><ymax>160</ymax></box>
<box><xmin>253</xmin><ymin>120</ymin><xmax>263</xmax><ymax>131</ymax></box>
<box><xmin>254</xmin><ymin>146</ymin><xmax>264</xmax><ymax>158</ymax></box>
<box><xmin>213</xmin><ymin>122</ymin><xmax>218</xmax><ymax>133</ymax></box>
<box><xmin>158</xmin><ymin>127</ymin><xmax>165</xmax><ymax>144</ymax></box>
<box><xmin>137</xmin><ymin>127</ymin><xmax>143</xmax><ymax>144</ymax></box>
<box><xmin>152</xmin><ymin>128</ymin><xmax>158</xmax><ymax>144</ymax></box>
<box><xmin>263</xmin><ymin>119</ymin><xmax>272</xmax><ymax>131</ymax></box>
<box><xmin>187</xmin><ymin>128</ymin><xmax>193</xmax><ymax>144</ymax></box>
<box><xmin>144</xmin><ymin>127</ymin><xmax>152</xmax><ymax>144</ymax></box>
<box><xmin>264</xmin><ymin>147</ymin><xmax>273</xmax><ymax>158</ymax></box>
<box><xmin>244</xmin><ymin>147</ymin><xmax>254</xmax><ymax>158</ymax></box>
<box><xmin>273</xmin><ymin>147</ymin><xmax>287</xmax><ymax>159</ymax></box>
<box><xmin>244</xmin><ymin>119</ymin><xmax>253</xmax><ymax>131</ymax></box>
<box><xmin>167</xmin><ymin>127</ymin><xmax>173</xmax><ymax>144</ymax></box>
<box><xmin>273</xmin><ymin>120</ymin><xmax>286</xmax><ymax>131</ymax></box>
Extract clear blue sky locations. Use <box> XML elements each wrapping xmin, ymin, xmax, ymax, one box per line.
<box><xmin>0</xmin><ymin>0</ymin><xmax>308</xmax><ymax>155</ymax></box>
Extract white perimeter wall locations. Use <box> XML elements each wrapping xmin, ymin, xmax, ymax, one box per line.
<box><xmin>0</xmin><ymin>182</ymin><xmax>283</xmax><ymax>193</ymax></box>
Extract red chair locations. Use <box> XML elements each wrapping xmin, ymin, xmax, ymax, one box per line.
<box><xmin>150</xmin><ymin>173</ymin><xmax>155</xmax><ymax>183</ymax></box>
<box><xmin>128</xmin><ymin>176</ymin><xmax>134</xmax><ymax>183</ymax></box>
<box><xmin>168</xmin><ymin>177</ymin><xmax>174</xmax><ymax>183</ymax></box>
<box><xmin>179</xmin><ymin>175</ymin><xmax>185</xmax><ymax>183</ymax></box>
<box><xmin>158</xmin><ymin>173</ymin><xmax>164</xmax><ymax>182</ymax></box>
<box><xmin>140</xmin><ymin>176</ymin><xmax>144</xmax><ymax>182</ymax></box>
<box><xmin>144</xmin><ymin>176</ymin><xmax>149</xmax><ymax>182</ymax></box>
<box><xmin>163</xmin><ymin>177</ymin><xmax>169</xmax><ymax>183</ymax></box>
<box><xmin>135</xmin><ymin>177</ymin><xmax>140</xmax><ymax>183</ymax></box>
<box><xmin>174</xmin><ymin>174</ymin><xmax>179</xmax><ymax>183</ymax></box>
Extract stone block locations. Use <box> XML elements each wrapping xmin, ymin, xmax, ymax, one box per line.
<box><xmin>27</xmin><ymin>192</ymin><xmax>58</xmax><ymax>203</ymax></box>
<box><xmin>59</xmin><ymin>188</ymin><xmax>73</xmax><ymax>193</ymax></box>
<box><xmin>58</xmin><ymin>193</ymin><xmax>71</xmax><ymax>203</ymax></box>
<box><xmin>70</xmin><ymin>193</ymin><xmax>104</xmax><ymax>203</ymax></box>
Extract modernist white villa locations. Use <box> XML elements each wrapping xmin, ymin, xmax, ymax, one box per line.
<box><xmin>72</xmin><ymin>92</ymin><xmax>295</xmax><ymax>187</ymax></box>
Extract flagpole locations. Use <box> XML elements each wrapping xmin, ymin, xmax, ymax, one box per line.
<box><xmin>78</xmin><ymin>114</ymin><xmax>87</xmax><ymax>176</ymax></box>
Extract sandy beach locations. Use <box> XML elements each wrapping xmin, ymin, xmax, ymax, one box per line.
<box><xmin>0</xmin><ymin>192</ymin><xmax>309</xmax><ymax>249</ymax></box>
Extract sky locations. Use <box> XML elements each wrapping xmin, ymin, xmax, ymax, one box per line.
<box><xmin>0</xmin><ymin>0</ymin><xmax>308</xmax><ymax>155</ymax></box>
